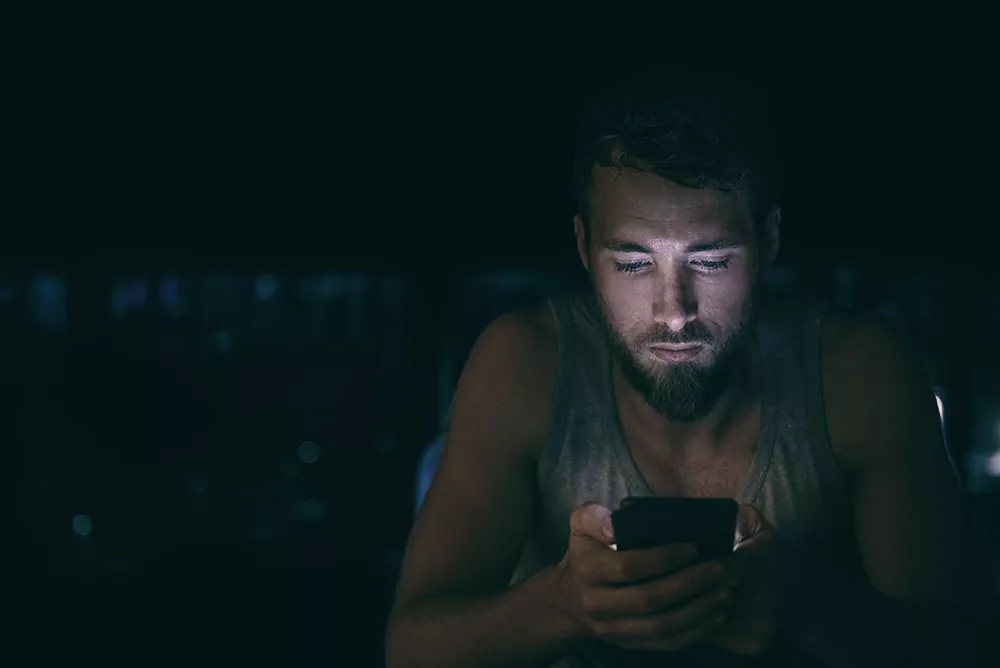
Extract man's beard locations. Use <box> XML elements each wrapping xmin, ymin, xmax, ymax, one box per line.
<box><xmin>598</xmin><ymin>301</ymin><xmax>758</xmax><ymax>423</ymax></box>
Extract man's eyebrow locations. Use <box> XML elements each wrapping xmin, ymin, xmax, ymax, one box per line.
<box><xmin>602</xmin><ymin>239</ymin><xmax>742</xmax><ymax>253</ymax></box>
<box><xmin>685</xmin><ymin>240</ymin><xmax>742</xmax><ymax>253</ymax></box>
<box><xmin>602</xmin><ymin>240</ymin><xmax>651</xmax><ymax>253</ymax></box>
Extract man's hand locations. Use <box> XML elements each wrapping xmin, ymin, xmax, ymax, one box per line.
<box><xmin>706</xmin><ymin>503</ymin><xmax>782</xmax><ymax>656</ymax></box>
<box><xmin>554</xmin><ymin>503</ymin><xmax>737</xmax><ymax>652</ymax></box>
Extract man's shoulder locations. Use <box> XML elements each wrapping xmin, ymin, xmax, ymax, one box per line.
<box><xmin>819</xmin><ymin>303</ymin><xmax>933</xmax><ymax>470</ymax></box>
<box><xmin>482</xmin><ymin>303</ymin><xmax>559</xmax><ymax>365</ymax></box>
<box><xmin>820</xmin><ymin>303</ymin><xmax>911</xmax><ymax>367</ymax></box>
<box><xmin>467</xmin><ymin>302</ymin><xmax>560</xmax><ymax>404</ymax></box>
<box><xmin>501</xmin><ymin>303</ymin><xmax>559</xmax><ymax>342</ymax></box>
<box><xmin>761</xmin><ymin>295</ymin><xmax>899</xmax><ymax>350</ymax></box>
<box><xmin>453</xmin><ymin>305</ymin><xmax>560</xmax><ymax>463</ymax></box>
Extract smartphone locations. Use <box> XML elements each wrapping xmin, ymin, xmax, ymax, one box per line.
<box><xmin>611</xmin><ymin>496</ymin><xmax>738</xmax><ymax>558</ymax></box>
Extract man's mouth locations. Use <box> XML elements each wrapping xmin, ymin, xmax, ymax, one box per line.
<box><xmin>649</xmin><ymin>342</ymin><xmax>704</xmax><ymax>351</ymax></box>
<box><xmin>648</xmin><ymin>342</ymin><xmax>706</xmax><ymax>361</ymax></box>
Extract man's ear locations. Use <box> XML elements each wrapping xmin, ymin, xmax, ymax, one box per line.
<box><xmin>574</xmin><ymin>214</ymin><xmax>591</xmax><ymax>272</ymax></box>
<box><xmin>762</xmin><ymin>207</ymin><xmax>781</xmax><ymax>265</ymax></box>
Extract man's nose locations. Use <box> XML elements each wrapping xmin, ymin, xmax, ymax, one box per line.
<box><xmin>652</xmin><ymin>270</ymin><xmax>697</xmax><ymax>332</ymax></box>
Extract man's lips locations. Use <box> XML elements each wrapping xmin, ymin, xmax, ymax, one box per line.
<box><xmin>649</xmin><ymin>342</ymin><xmax>704</xmax><ymax>351</ymax></box>
<box><xmin>648</xmin><ymin>342</ymin><xmax>706</xmax><ymax>361</ymax></box>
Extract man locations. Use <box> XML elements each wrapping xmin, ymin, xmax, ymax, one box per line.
<box><xmin>386</xmin><ymin>71</ymin><xmax>998</xmax><ymax>667</ymax></box>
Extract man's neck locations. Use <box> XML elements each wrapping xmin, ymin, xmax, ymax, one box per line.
<box><xmin>611</xmin><ymin>347</ymin><xmax>762</xmax><ymax>458</ymax></box>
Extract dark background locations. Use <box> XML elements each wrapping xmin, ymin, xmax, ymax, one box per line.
<box><xmin>12</xmin><ymin>23</ymin><xmax>1000</xmax><ymax>667</ymax></box>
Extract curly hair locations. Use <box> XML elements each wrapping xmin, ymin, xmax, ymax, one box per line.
<box><xmin>573</xmin><ymin>70</ymin><xmax>781</xmax><ymax>244</ymax></box>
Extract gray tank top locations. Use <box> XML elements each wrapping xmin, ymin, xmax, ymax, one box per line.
<box><xmin>511</xmin><ymin>292</ymin><xmax>861</xmax><ymax>667</ymax></box>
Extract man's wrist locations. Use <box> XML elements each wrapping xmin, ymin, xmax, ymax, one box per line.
<box><xmin>534</xmin><ymin>562</ymin><xmax>589</xmax><ymax>645</ymax></box>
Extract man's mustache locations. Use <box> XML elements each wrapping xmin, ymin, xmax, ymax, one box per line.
<box><xmin>637</xmin><ymin>325</ymin><xmax>713</xmax><ymax>347</ymax></box>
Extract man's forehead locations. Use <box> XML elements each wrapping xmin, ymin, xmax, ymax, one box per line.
<box><xmin>590</xmin><ymin>167</ymin><xmax>752</xmax><ymax>240</ymax></box>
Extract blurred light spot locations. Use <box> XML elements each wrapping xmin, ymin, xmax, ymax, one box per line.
<box><xmin>935</xmin><ymin>394</ymin><xmax>944</xmax><ymax>424</ymax></box>
<box><xmin>72</xmin><ymin>514</ymin><xmax>93</xmax><ymax>537</ymax></box>
<box><xmin>159</xmin><ymin>277</ymin><xmax>186</xmax><ymax>317</ymax></box>
<box><xmin>159</xmin><ymin>276</ymin><xmax>180</xmax><ymax>302</ymax></box>
<box><xmin>129</xmin><ymin>280</ymin><xmax>148</xmax><ymax>306</ymax></box>
<box><xmin>375</xmin><ymin>432</ymin><xmax>396</xmax><ymax>454</ymax></box>
<box><xmin>112</xmin><ymin>286</ymin><xmax>129</xmax><ymax>314</ymax></box>
<box><xmin>30</xmin><ymin>275</ymin><xmax>66</xmax><ymax>329</ymax></box>
<box><xmin>187</xmin><ymin>472</ymin><xmax>209</xmax><ymax>494</ymax></box>
<box><xmin>214</xmin><ymin>330</ymin><xmax>232</xmax><ymax>352</ymax></box>
<box><xmin>310</xmin><ymin>273</ymin><xmax>366</xmax><ymax>299</ymax></box>
<box><xmin>112</xmin><ymin>280</ymin><xmax>149</xmax><ymax>315</ymax></box>
<box><xmin>255</xmin><ymin>275</ymin><xmax>279</xmax><ymax>301</ymax></box>
<box><xmin>987</xmin><ymin>451</ymin><xmax>1000</xmax><ymax>478</ymax></box>
<box><xmin>297</xmin><ymin>441</ymin><xmax>321</xmax><ymax>464</ymax></box>
<box><xmin>315</xmin><ymin>274</ymin><xmax>343</xmax><ymax>298</ymax></box>
<box><xmin>280</xmin><ymin>458</ymin><xmax>300</xmax><ymax>479</ymax></box>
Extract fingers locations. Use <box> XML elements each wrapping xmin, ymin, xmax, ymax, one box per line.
<box><xmin>581</xmin><ymin>558</ymin><xmax>729</xmax><ymax>618</ymax></box>
<box><xmin>725</xmin><ymin>546</ymin><xmax>753</xmax><ymax>586</ymax></box>
<box><xmin>576</xmin><ymin>542</ymin><xmax>700</xmax><ymax>586</ymax></box>
<box><xmin>593</xmin><ymin>586</ymin><xmax>732</xmax><ymax>651</ymax></box>
<box><xmin>617</xmin><ymin>615</ymin><xmax>727</xmax><ymax>652</ymax></box>
<box><xmin>569</xmin><ymin>503</ymin><xmax>615</xmax><ymax>545</ymax></box>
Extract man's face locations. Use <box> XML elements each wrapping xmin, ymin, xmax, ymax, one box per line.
<box><xmin>577</xmin><ymin>166</ymin><xmax>766</xmax><ymax>422</ymax></box>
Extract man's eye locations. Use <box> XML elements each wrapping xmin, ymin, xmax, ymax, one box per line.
<box><xmin>691</xmin><ymin>258</ymin><xmax>732</xmax><ymax>272</ymax></box>
<box><xmin>613</xmin><ymin>261</ymin><xmax>650</xmax><ymax>274</ymax></box>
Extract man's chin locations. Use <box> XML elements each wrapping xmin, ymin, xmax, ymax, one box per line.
<box><xmin>631</xmin><ymin>352</ymin><xmax>745</xmax><ymax>422</ymax></box>
<box><xmin>648</xmin><ymin>382</ymin><xmax>716</xmax><ymax>422</ymax></box>
<box><xmin>641</xmin><ymin>359</ymin><xmax>713</xmax><ymax>381</ymax></box>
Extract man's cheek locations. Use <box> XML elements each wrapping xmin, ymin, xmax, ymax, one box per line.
<box><xmin>612</xmin><ymin>284</ymin><xmax>655</xmax><ymax>317</ymax></box>
<box><xmin>703</xmin><ymin>289</ymin><xmax>749</xmax><ymax>320</ymax></box>
<box><xmin>603</xmin><ymin>293</ymin><xmax>643</xmax><ymax>326</ymax></box>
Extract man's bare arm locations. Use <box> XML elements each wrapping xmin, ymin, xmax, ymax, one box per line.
<box><xmin>827</xmin><ymin>315</ymin><xmax>996</xmax><ymax>612</ymax></box>
<box><xmin>791</xmin><ymin>311</ymin><xmax>1000</xmax><ymax>665</ymax></box>
<box><xmin>386</xmin><ymin>310</ymin><xmax>582</xmax><ymax>668</ymax></box>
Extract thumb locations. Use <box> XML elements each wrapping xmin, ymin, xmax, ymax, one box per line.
<box><xmin>735</xmin><ymin>503</ymin><xmax>765</xmax><ymax>545</ymax></box>
<box><xmin>569</xmin><ymin>503</ymin><xmax>615</xmax><ymax>545</ymax></box>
